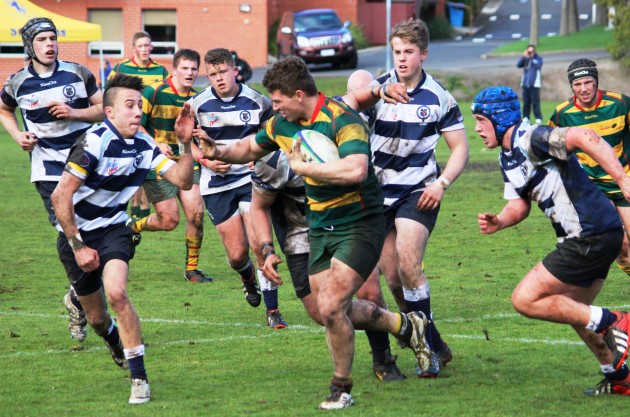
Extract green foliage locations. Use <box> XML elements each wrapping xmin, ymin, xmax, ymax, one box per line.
<box><xmin>491</xmin><ymin>24</ymin><xmax>613</xmax><ymax>54</ymax></box>
<box><xmin>595</xmin><ymin>0</ymin><xmax>630</xmax><ymax>67</ymax></box>
<box><xmin>349</xmin><ymin>23</ymin><xmax>371</xmax><ymax>50</ymax></box>
<box><xmin>269</xmin><ymin>18</ymin><xmax>280</xmax><ymax>58</ymax></box>
<box><xmin>427</xmin><ymin>16</ymin><xmax>454</xmax><ymax>40</ymax></box>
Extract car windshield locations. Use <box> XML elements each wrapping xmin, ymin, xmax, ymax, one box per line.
<box><xmin>294</xmin><ymin>12</ymin><xmax>343</xmax><ymax>33</ymax></box>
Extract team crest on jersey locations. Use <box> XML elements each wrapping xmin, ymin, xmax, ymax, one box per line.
<box><xmin>24</xmin><ymin>95</ymin><xmax>39</xmax><ymax>108</ymax></box>
<box><xmin>240</xmin><ymin>111</ymin><xmax>252</xmax><ymax>123</ymax></box>
<box><xmin>134</xmin><ymin>153</ymin><xmax>144</xmax><ymax>168</ymax></box>
<box><xmin>63</xmin><ymin>85</ymin><xmax>76</xmax><ymax>99</ymax></box>
<box><xmin>416</xmin><ymin>106</ymin><xmax>431</xmax><ymax>122</ymax></box>
<box><xmin>80</xmin><ymin>153</ymin><xmax>90</xmax><ymax>168</ymax></box>
<box><xmin>208</xmin><ymin>114</ymin><xmax>219</xmax><ymax>126</ymax></box>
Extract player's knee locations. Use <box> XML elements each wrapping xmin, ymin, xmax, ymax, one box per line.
<box><xmin>106</xmin><ymin>288</ymin><xmax>130</xmax><ymax>312</ymax></box>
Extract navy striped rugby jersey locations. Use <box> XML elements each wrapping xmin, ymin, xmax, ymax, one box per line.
<box><xmin>373</xmin><ymin>69</ymin><xmax>465</xmax><ymax>206</ymax></box>
<box><xmin>1</xmin><ymin>60</ymin><xmax>99</xmax><ymax>182</ymax></box>
<box><xmin>188</xmin><ymin>83</ymin><xmax>273</xmax><ymax>195</ymax></box>
<box><xmin>501</xmin><ymin>122</ymin><xmax>621</xmax><ymax>241</ymax></box>
<box><xmin>59</xmin><ymin>119</ymin><xmax>175</xmax><ymax>232</ymax></box>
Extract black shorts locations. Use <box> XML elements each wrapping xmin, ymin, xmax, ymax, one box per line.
<box><xmin>203</xmin><ymin>183</ymin><xmax>252</xmax><ymax>226</ymax></box>
<box><xmin>57</xmin><ymin>223</ymin><xmax>136</xmax><ymax>296</ymax></box>
<box><xmin>35</xmin><ymin>181</ymin><xmax>59</xmax><ymax>227</ymax></box>
<box><xmin>286</xmin><ymin>253</ymin><xmax>311</xmax><ymax>299</ymax></box>
<box><xmin>383</xmin><ymin>191</ymin><xmax>440</xmax><ymax>234</ymax></box>
<box><xmin>542</xmin><ymin>228</ymin><xmax>623</xmax><ymax>287</ymax></box>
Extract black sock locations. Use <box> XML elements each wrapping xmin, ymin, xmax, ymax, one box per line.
<box><xmin>129</xmin><ymin>355</ymin><xmax>148</xmax><ymax>381</ymax></box>
<box><xmin>366</xmin><ymin>330</ymin><xmax>390</xmax><ymax>365</ymax></box>
<box><xmin>595</xmin><ymin>309</ymin><xmax>618</xmax><ymax>333</ymax></box>
<box><xmin>103</xmin><ymin>322</ymin><xmax>120</xmax><ymax>347</ymax></box>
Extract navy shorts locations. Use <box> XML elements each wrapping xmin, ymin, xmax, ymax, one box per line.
<box><xmin>542</xmin><ymin>228</ymin><xmax>623</xmax><ymax>287</ymax></box>
<box><xmin>57</xmin><ymin>223</ymin><xmax>136</xmax><ymax>296</ymax></box>
<box><xmin>203</xmin><ymin>183</ymin><xmax>252</xmax><ymax>226</ymax></box>
<box><xmin>34</xmin><ymin>181</ymin><xmax>59</xmax><ymax>227</ymax></box>
<box><xmin>383</xmin><ymin>191</ymin><xmax>440</xmax><ymax>234</ymax></box>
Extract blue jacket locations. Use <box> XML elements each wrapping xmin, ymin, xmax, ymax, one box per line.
<box><xmin>516</xmin><ymin>53</ymin><xmax>543</xmax><ymax>88</ymax></box>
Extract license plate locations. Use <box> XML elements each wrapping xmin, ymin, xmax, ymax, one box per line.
<box><xmin>320</xmin><ymin>49</ymin><xmax>335</xmax><ymax>57</ymax></box>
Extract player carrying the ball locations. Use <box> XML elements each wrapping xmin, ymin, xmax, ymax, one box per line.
<box><xmin>178</xmin><ymin>55</ymin><xmax>430</xmax><ymax>409</ymax></box>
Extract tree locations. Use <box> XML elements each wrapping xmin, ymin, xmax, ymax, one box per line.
<box><xmin>560</xmin><ymin>0</ymin><xmax>580</xmax><ymax>35</ymax></box>
<box><xmin>530</xmin><ymin>0</ymin><xmax>539</xmax><ymax>46</ymax></box>
<box><xmin>596</xmin><ymin>0</ymin><xmax>630</xmax><ymax>68</ymax></box>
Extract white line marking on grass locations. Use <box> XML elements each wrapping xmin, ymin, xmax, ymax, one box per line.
<box><xmin>449</xmin><ymin>334</ymin><xmax>583</xmax><ymax>346</ymax></box>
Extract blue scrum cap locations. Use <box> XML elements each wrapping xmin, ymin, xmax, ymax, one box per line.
<box><xmin>471</xmin><ymin>86</ymin><xmax>521</xmax><ymax>140</ymax></box>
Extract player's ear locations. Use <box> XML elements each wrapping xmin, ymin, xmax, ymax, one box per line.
<box><xmin>295</xmin><ymin>90</ymin><xmax>305</xmax><ymax>103</ymax></box>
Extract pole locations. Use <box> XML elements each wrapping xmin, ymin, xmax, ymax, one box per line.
<box><xmin>386</xmin><ymin>0</ymin><xmax>392</xmax><ymax>71</ymax></box>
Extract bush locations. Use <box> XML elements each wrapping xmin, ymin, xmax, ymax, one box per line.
<box><xmin>268</xmin><ymin>18</ymin><xmax>280</xmax><ymax>58</ymax></box>
<box><xmin>427</xmin><ymin>16</ymin><xmax>453</xmax><ymax>40</ymax></box>
<box><xmin>349</xmin><ymin>23</ymin><xmax>371</xmax><ymax>50</ymax></box>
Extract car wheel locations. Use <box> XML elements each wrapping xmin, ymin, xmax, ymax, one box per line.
<box><xmin>342</xmin><ymin>52</ymin><xmax>358</xmax><ymax>69</ymax></box>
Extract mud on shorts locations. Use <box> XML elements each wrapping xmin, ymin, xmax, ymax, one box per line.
<box><xmin>143</xmin><ymin>168</ymin><xmax>201</xmax><ymax>204</ymax></box>
<box><xmin>307</xmin><ymin>213</ymin><xmax>385</xmax><ymax>280</ymax></box>
<box><xmin>57</xmin><ymin>223</ymin><xmax>136</xmax><ymax>296</ymax></box>
<box><xmin>542</xmin><ymin>228</ymin><xmax>623</xmax><ymax>287</ymax></box>
<box><xmin>202</xmin><ymin>183</ymin><xmax>252</xmax><ymax>226</ymax></box>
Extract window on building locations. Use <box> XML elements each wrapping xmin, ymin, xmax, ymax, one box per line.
<box><xmin>0</xmin><ymin>43</ymin><xmax>24</xmax><ymax>57</ymax></box>
<box><xmin>143</xmin><ymin>10</ymin><xmax>177</xmax><ymax>56</ymax></box>
<box><xmin>88</xmin><ymin>9</ymin><xmax>123</xmax><ymax>57</ymax></box>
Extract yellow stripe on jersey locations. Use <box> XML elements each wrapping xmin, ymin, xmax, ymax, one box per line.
<box><xmin>307</xmin><ymin>191</ymin><xmax>362</xmax><ymax>211</ymax></box>
<box><xmin>337</xmin><ymin>123</ymin><xmax>369</xmax><ymax>147</ymax></box>
<box><xmin>67</xmin><ymin>161</ymin><xmax>88</xmax><ymax>176</ymax></box>
<box><xmin>155</xmin><ymin>158</ymin><xmax>170</xmax><ymax>177</ymax></box>
<box><xmin>577</xmin><ymin>139</ymin><xmax>626</xmax><ymax>167</ymax></box>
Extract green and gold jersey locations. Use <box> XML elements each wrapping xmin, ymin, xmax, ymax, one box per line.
<box><xmin>255</xmin><ymin>93</ymin><xmax>383</xmax><ymax>228</ymax></box>
<box><xmin>142</xmin><ymin>77</ymin><xmax>197</xmax><ymax>180</ymax></box>
<box><xmin>106</xmin><ymin>58</ymin><xmax>169</xmax><ymax>90</ymax></box>
<box><xmin>549</xmin><ymin>90</ymin><xmax>630</xmax><ymax>195</ymax></box>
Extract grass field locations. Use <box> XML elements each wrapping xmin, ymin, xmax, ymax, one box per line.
<box><xmin>2</xmin><ymin>85</ymin><xmax>630</xmax><ymax>416</ymax></box>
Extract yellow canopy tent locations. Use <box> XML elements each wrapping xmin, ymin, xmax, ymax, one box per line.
<box><xmin>0</xmin><ymin>0</ymin><xmax>104</xmax><ymax>81</ymax></box>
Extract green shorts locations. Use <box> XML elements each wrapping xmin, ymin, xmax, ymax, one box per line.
<box><xmin>143</xmin><ymin>168</ymin><xmax>200</xmax><ymax>204</ymax></box>
<box><xmin>307</xmin><ymin>213</ymin><xmax>385</xmax><ymax>280</ymax></box>
<box><xmin>607</xmin><ymin>191</ymin><xmax>630</xmax><ymax>208</ymax></box>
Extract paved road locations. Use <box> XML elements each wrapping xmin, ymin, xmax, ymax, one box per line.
<box><xmin>196</xmin><ymin>0</ymin><xmax>607</xmax><ymax>88</ymax></box>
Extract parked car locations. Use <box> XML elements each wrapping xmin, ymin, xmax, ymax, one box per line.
<box><xmin>277</xmin><ymin>8</ymin><xmax>358</xmax><ymax>69</ymax></box>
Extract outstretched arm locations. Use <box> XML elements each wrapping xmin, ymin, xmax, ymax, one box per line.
<box><xmin>478</xmin><ymin>198</ymin><xmax>531</xmax><ymax>234</ymax></box>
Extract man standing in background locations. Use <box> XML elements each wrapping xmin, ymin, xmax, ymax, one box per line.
<box><xmin>516</xmin><ymin>44</ymin><xmax>543</xmax><ymax>124</ymax></box>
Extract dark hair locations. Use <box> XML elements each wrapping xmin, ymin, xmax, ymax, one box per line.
<box><xmin>567</xmin><ymin>58</ymin><xmax>598</xmax><ymax>87</ymax></box>
<box><xmin>132</xmin><ymin>31</ymin><xmax>151</xmax><ymax>45</ymax></box>
<box><xmin>262</xmin><ymin>56</ymin><xmax>317</xmax><ymax>97</ymax></box>
<box><xmin>204</xmin><ymin>48</ymin><xmax>235</xmax><ymax>67</ymax></box>
<box><xmin>173</xmin><ymin>48</ymin><xmax>200</xmax><ymax>68</ymax></box>
<box><xmin>103</xmin><ymin>74</ymin><xmax>144</xmax><ymax>108</ymax></box>
<box><xmin>390</xmin><ymin>18</ymin><xmax>429</xmax><ymax>51</ymax></box>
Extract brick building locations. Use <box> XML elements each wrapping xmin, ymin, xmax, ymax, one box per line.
<box><xmin>0</xmin><ymin>0</ymin><xmax>415</xmax><ymax>83</ymax></box>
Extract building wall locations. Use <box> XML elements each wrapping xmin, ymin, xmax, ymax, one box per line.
<box><xmin>358</xmin><ymin>2</ymin><xmax>415</xmax><ymax>44</ymax></box>
<box><xmin>0</xmin><ymin>0</ymin><xmax>268</xmax><ymax>84</ymax></box>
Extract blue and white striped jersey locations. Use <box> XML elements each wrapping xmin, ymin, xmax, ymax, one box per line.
<box><xmin>501</xmin><ymin>122</ymin><xmax>621</xmax><ymax>241</ymax></box>
<box><xmin>1</xmin><ymin>60</ymin><xmax>99</xmax><ymax>182</ymax></box>
<box><xmin>252</xmin><ymin>150</ymin><xmax>308</xmax><ymax>255</ymax></box>
<box><xmin>58</xmin><ymin>119</ymin><xmax>175</xmax><ymax>232</ymax></box>
<box><xmin>188</xmin><ymin>83</ymin><xmax>273</xmax><ymax>195</ymax></box>
<box><xmin>372</xmin><ymin>70</ymin><xmax>465</xmax><ymax>206</ymax></box>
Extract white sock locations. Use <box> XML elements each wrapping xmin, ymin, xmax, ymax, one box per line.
<box><xmin>258</xmin><ymin>269</ymin><xmax>277</xmax><ymax>291</ymax></box>
<box><xmin>586</xmin><ymin>305</ymin><xmax>603</xmax><ymax>331</ymax></box>
<box><xmin>403</xmin><ymin>283</ymin><xmax>430</xmax><ymax>302</ymax></box>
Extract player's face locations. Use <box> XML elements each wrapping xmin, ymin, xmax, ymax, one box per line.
<box><xmin>106</xmin><ymin>89</ymin><xmax>143</xmax><ymax>138</ymax></box>
<box><xmin>206</xmin><ymin>62</ymin><xmax>239</xmax><ymax>98</ymax></box>
<box><xmin>172</xmin><ymin>59</ymin><xmax>199</xmax><ymax>90</ymax></box>
<box><xmin>473</xmin><ymin>114</ymin><xmax>499</xmax><ymax>149</ymax></box>
<box><xmin>571</xmin><ymin>77</ymin><xmax>598</xmax><ymax>107</ymax></box>
<box><xmin>268</xmin><ymin>90</ymin><xmax>305</xmax><ymax>122</ymax></box>
<box><xmin>391</xmin><ymin>37</ymin><xmax>426</xmax><ymax>84</ymax></box>
<box><xmin>132</xmin><ymin>37</ymin><xmax>153</xmax><ymax>64</ymax></box>
<box><xmin>31</xmin><ymin>31</ymin><xmax>58</xmax><ymax>66</ymax></box>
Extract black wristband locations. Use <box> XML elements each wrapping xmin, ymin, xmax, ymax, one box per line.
<box><xmin>260</xmin><ymin>241</ymin><xmax>274</xmax><ymax>255</ymax></box>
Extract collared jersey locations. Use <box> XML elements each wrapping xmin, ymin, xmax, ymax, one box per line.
<box><xmin>548</xmin><ymin>90</ymin><xmax>630</xmax><ymax>195</ymax></box>
<box><xmin>189</xmin><ymin>83</ymin><xmax>273</xmax><ymax>195</ymax></box>
<box><xmin>141</xmin><ymin>76</ymin><xmax>197</xmax><ymax>180</ymax></box>
<box><xmin>60</xmin><ymin>119</ymin><xmax>175</xmax><ymax>232</ymax></box>
<box><xmin>372</xmin><ymin>70</ymin><xmax>465</xmax><ymax>206</ymax></box>
<box><xmin>106</xmin><ymin>58</ymin><xmax>169</xmax><ymax>90</ymax></box>
<box><xmin>252</xmin><ymin>150</ymin><xmax>308</xmax><ymax>255</ymax></box>
<box><xmin>500</xmin><ymin>122</ymin><xmax>621</xmax><ymax>241</ymax></box>
<box><xmin>255</xmin><ymin>93</ymin><xmax>383</xmax><ymax>229</ymax></box>
<box><xmin>1</xmin><ymin>60</ymin><xmax>99</xmax><ymax>182</ymax></box>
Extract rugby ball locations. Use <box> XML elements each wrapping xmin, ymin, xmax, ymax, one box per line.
<box><xmin>292</xmin><ymin>130</ymin><xmax>340</xmax><ymax>164</ymax></box>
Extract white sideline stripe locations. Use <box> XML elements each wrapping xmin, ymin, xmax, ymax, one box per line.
<box><xmin>449</xmin><ymin>334</ymin><xmax>583</xmax><ymax>346</ymax></box>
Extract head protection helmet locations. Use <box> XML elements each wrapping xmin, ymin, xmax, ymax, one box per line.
<box><xmin>471</xmin><ymin>86</ymin><xmax>521</xmax><ymax>141</ymax></box>
<box><xmin>20</xmin><ymin>17</ymin><xmax>57</xmax><ymax>62</ymax></box>
<box><xmin>567</xmin><ymin>59</ymin><xmax>598</xmax><ymax>88</ymax></box>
